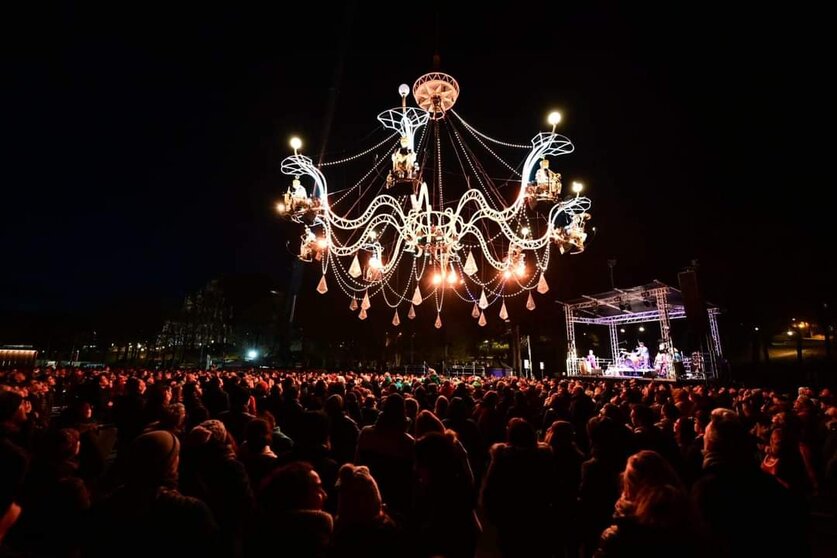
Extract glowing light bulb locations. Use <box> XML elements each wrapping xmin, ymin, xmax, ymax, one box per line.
<box><xmin>446</xmin><ymin>271</ymin><xmax>457</xmax><ymax>284</ymax></box>
<box><xmin>369</xmin><ymin>257</ymin><xmax>382</xmax><ymax>270</ymax></box>
<box><xmin>290</xmin><ymin>137</ymin><xmax>302</xmax><ymax>151</ymax></box>
<box><xmin>316</xmin><ymin>238</ymin><xmax>328</xmax><ymax>249</ymax></box>
<box><xmin>503</xmin><ymin>270</ymin><xmax>512</xmax><ymax>279</ymax></box>
<box><xmin>548</xmin><ymin>111</ymin><xmax>562</xmax><ymax>127</ymax></box>
<box><xmin>572</xmin><ymin>181</ymin><xmax>583</xmax><ymax>193</ymax></box>
<box><xmin>515</xmin><ymin>263</ymin><xmax>526</xmax><ymax>277</ymax></box>
<box><xmin>368</xmin><ymin>230</ymin><xmax>378</xmax><ymax>240</ymax></box>
<box><xmin>398</xmin><ymin>84</ymin><xmax>410</xmax><ymax>97</ymax></box>
<box><xmin>432</xmin><ymin>273</ymin><xmax>442</xmax><ymax>285</ymax></box>
<box><xmin>276</xmin><ymin>202</ymin><xmax>286</xmax><ymax>213</ymax></box>
<box><xmin>521</xmin><ymin>226</ymin><xmax>530</xmax><ymax>236</ymax></box>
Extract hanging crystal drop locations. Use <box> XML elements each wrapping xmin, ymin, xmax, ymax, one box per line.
<box><xmin>537</xmin><ymin>273</ymin><xmax>550</xmax><ymax>294</ymax></box>
<box><xmin>471</xmin><ymin>302</ymin><xmax>480</xmax><ymax>319</ymax></box>
<box><xmin>411</xmin><ymin>286</ymin><xmax>423</xmax><ymax>306</ymax></box>
<box><xmin>478</xmin><ymin>288</ymin><xmax>488</xmax><ymax>309</ymax></box>
<box><xmin>408</xmin><ymin>304</ymin><xmax>416</xmax><ymax>319</ymax></box>
<box><xmin>392</xmin><ymin>309</ymin><xmax>400</xmax><ymax>326</ymax></box>
<box><xmin>499</xmin><ymin>300</ymin><xmax>509</xmax><ymax>320</ymax></box>
<box><xmin>526</xmin><ymin>292</ymin><xmax>536</xmax><ymax>310</ymax></box>
<box><xmin>316</xmin><ymin>275</ymin><xmax>328</xmax><ymax>294</ymax></box>
<box><xmin>434</xmin><ymin>314</ymin><xmax>442</xmax><ymax>329</ymax></box>
<box><xmin>349</xmin><ymin>298</ymin><xmax>358</xmax><ymax>311</ymax></box>
<box><xmin>358</xmin><ymin>308</ymin><xmax>367</xmax><ymax>320</ymax></box>
<box><xmin>348</xmin><ymin>254</ymin><xmax>362</xmax><ymax>278</ymax></box>
<box><xmin>463</xmin><ymin>250</ymin><xmax>478</xmax><ymax>276</ymax></box>
<box><xmin>361</xmin><ymin>290</ymin><xmax>371</xmax><ymax>310</ymax></box>
<box><xmin>478</xmin><ymin>311</ymin><xmax>487</xmax><ymax>327</ymax></box>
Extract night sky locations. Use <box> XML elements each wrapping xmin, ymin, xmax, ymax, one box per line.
<box><xmin>3</xmin><ymin>3</ymin><xmax>834</xmax><ymax>344</ymax></box>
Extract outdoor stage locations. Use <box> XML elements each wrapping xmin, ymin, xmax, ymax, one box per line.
<box><xmin>565</xmin><ymin>373</ymin><xmax>707</xmax><ymax>384</ymax></box>
<box><xmin>559</xmin><ymin>280</ymin><xmax>723</xmax><ymax>382</ymax></box>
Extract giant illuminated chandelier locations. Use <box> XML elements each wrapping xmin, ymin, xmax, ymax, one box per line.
<box><xmin>277</xmin><ymin>73</ymin><xmax>592</xmax><ymax>328</ymax></box>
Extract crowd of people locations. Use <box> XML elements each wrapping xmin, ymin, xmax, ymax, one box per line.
<box><xmin>0</xmin><ymin>367</ymin><xmax>835</xmax><ymax>557</ymax></box>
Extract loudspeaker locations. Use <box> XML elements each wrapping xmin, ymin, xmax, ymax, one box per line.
<box><xmin>678</xmin><ymin>269</ymin><xmax>709</xmax><ymax>340</ymax></box>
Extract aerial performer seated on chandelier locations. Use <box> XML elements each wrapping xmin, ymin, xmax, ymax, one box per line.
<box><xmin>298</xmin><ymin>228</ymin><xmax>326</xmax><ymax>262</ymax></box>
<box><xmin>552</xmin><ymin>212</ymin><xmax>591</xmax><ymax>253</ymax></box>
<box><xmin>283</xmin><ymin>178</ymin><xmax>322</xmax><ymax>217</ymax></box>
<box><xmin>391</xmin><ymin>135</ymin><xmax>418</xmax><ymax>179</ymax></box>
<box><xmin>527</xmin><ymin>158</ymin><xmax>562</xmax><ymax>204</ymax></box>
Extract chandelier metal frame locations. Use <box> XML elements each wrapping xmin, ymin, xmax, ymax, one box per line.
<box><xmin>277</xmin><ymin>73</ymin><xmax>593</xmax><ymax>329</ymax></box>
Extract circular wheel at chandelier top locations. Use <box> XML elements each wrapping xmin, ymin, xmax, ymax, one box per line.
<box><xmin>413</xmin><ymin>72</ymin><xmax>460</xmax><ymax>119</ymax></box>
<box><xmin>277</xmin><ymin>73</ymin><xmax>593</xmax><ymax>328</ymax></box>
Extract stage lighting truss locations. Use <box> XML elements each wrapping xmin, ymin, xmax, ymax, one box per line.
<box><xmin>277</xmin><ymin>73</ymin><xmax>593</xmax><ymax>328</ymax></box>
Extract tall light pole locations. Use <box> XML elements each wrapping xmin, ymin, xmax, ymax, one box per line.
<box><xmin>608</xmin><ymin>259</ymin><xmax>617</xmax><ymax>289</ymax></box>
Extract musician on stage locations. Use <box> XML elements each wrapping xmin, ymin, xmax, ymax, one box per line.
<box><xmin>586</xmin><ymin>349</ymin><xmax>598</xmax><ymax>371</ymax></box>
<box><xmin>635</xmin><ymin>341</ymin><xmax>650</xmax><ymax>368</ymax></box>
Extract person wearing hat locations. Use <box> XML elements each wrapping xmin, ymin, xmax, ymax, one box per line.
<box><xmin>88</xmin><ymin>430</ymin><xmax>219</xmax><ymax>558</ymax></box>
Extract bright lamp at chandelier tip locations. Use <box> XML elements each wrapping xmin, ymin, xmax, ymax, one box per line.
<box><xmin>290</xmin><ymin>137</ymin><xmax>302</xmax><ymax>154</ymax></box>
<box><xmin>548</xmin><ymin>111</ymin><xmax>562</xmax><ymax>127</ymax></box>
<box><xmin>398</xmin><ymin>84</ymin><xmax>410</xmax><ymax>97</ymax></box>
<box><xmin>572</xmin><ymin>181</ymin><xmax>584</xmax><ymax>193</ymax></box>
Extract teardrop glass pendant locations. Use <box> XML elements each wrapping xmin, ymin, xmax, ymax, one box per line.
<box><xmin>499</xmin><ymin>301</ymin><xmax>509</xmax><ymax>320</ymax></box>
<box><xmin>316</xmin><ymin>275</ymin><xmax>328</xmax><ymax>294</ymax></box>
<box><xmin>463</xmin><ymin>250</ymin><xmax>478</xmax><ymax>276</ymax></box>
<box><xmin>479</xmin><ymin>289</ymin><xmax>488</xmax><ymax>310</ymax></box>
<box><xmin>526</xmin><ymin>292</ymin><xmax>536</xmax><ymax>310</ymax></box>
<box><xmin>537</xmin><ymin>273</ymin><xmax>550</xmax><ymax>294</ymax></box>
<box><xmin>348</xmin><ymin>254</ymin><xmax>362</xmax><ymax>278</ymax></box>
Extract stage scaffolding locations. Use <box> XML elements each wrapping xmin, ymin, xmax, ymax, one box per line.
<box><xmin>560</xmin><ymin>280</ymin><xmax>722</xmax><ymax>380</ymax></box>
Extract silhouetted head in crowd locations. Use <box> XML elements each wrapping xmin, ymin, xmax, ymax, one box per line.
<box><xmin>617</xmin><ymin>450</ymin><xmax>685</xmax><ymax>521</ymax></box>
<box><xmin>588</xmin><ymin>415</ymin><xmax>625</xmax><ymax>458</ymax></box>
<box><xmin>335</xmin><ymin>464</ymin><xmax>384</xmax><ymax>525</ymax></box>
<box><xmin>128</xmin><ymin>430</ymin><xmax>180</xmax><ymax>488</ymax></box>
<box><xmin>414</xmin><ymin>409</ymin><xmax>445</xmax><ymax>439</ymax></box>
<box><xmin>704</xmin><ymin>408</ymin><xmax>755</xmax><ymax>466</ymax></box>
<box><xmin>630</xmin><ymin>404</ymin><xmax>655</xmax><ymax>429</ymax></box>
<box><xmin>506</xmin><ymin>417</ymin><xmax>537</xmax><ymax>449</ymax></box>
<box><xmin>0</xmin><ymin>390</ymin><xmax>26</xmax><ymax>427</ymax></box>
<box><xmin>188</xmin><ymin>419</ymin><xmax>236</xmax><ymax>457</ymax></box>
<box><xmin>260</xmin><ymin>461</ymin><xmax>327</xmax><ymax>514</ymax></box>
<box><xmin>674</xmin><ymin>417</ymin><xmax>696</xmax><ymax>446</ymax></box>
<box><xmin>544</xmin><ymin>420</ymin><xmax>577</xmax><ymax>451</ymax></box>
<box><xmin>158</xmin><ymin>403</ymin><xmax>186</xmax><ymax>433</ymax></box>
<box><xmin>37</xmin><ymin>427</ymin><xmax>81</xmax><ymax>463</ymax></box>
<box><xmin>324</xmin><ymin>394</ymin><xmax>344</xmax><ymax>417</ymax></box>
<box><xmin>447</xmin><ymin>397</ymin><xmax>470</xmax><ymax>423</ymax></box>
<box><xmin>244</xmin><ymin>419</ymin><xmax>272</xmax><ymax>453</ymax></box>
<box><xmin>377</xmin><ymin>393</ymin><xmax>407</xmax><ymax>431</ymax></box>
